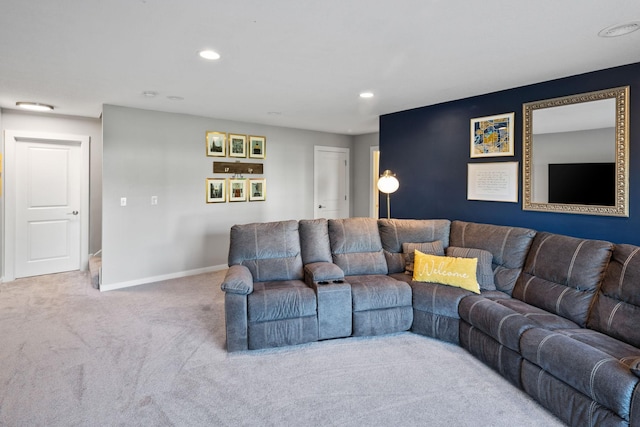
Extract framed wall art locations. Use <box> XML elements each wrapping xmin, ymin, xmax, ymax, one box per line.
<box><xmin>206</xmin><ymin>131</ymin><xmax>226</xmax><ymax>157</ymax></box>
<box><xmin>206</xmin><ymin>178</ymin><xmax>226</xmax><ymax>203</ymax></box>
<box><xmin>249</xmin><ymin>178</ymin><xmax>266</xmax><ymax>201</ymax></box>
<box><xmin>249</xmin><ymin>135</ymin><xmax>266</xmax><ymax>159</ymax></box>
<box><xmin>467</xmin><ymin>162</ymin><xmax>518</xmax><ymax>203</ymax></box>
<box><xmin>470</xmin><ymin>112</ymin><xmax>514</xmax><ymax>158</ymax></box>
<box><xmin>228</xmin><ymin>178</ymin><xmax>247</xmax><ymax>202</ymax></box>
<box><xmin>229</xmin><ymin>133</ymin><xmax>247</xmax><ymax>158</ymax></box>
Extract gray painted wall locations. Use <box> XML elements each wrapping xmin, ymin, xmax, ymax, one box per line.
<box><xmin>352</xmin><ymin>133</ymin><xmax>379</xmax><ymax>217</ymax></box>
<box><xmin>0</xmin><ymin>109</ymin><xmax>103</xmax><ymax>256</ymax></box>
<box><xmin>102</xmin><ymin>105</ymin><xmax>354</xmax><ymax>287</ymax></box>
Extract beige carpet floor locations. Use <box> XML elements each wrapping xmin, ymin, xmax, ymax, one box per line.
<box><xmin>0</xmin><ymin>270</ymin><xmax>566</xmax><ymax>426</ymax></box>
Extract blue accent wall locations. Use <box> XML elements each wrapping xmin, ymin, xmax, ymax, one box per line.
<box><xmin>379</xmin><ymin>62</ymin><xmax>640</xmax><ymax>245</ymax></box>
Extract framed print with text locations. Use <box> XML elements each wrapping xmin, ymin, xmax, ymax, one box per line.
<box><xmin>467</xmin><ymin>162</ymin><xmax>518</xmax><ymax>203</ymax></box>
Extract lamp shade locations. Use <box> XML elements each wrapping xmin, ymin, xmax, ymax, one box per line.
<box><xmin>377</xmin><ymin>170</ymin><xmax>399</xmax><ymax>194</ymax></box>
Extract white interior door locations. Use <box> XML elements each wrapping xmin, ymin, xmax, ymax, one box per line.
<box><xmin>314</xmin><ymin>146</ymin><xmax>349</xmax><ymax>219</ymax></box>
<box><xmin>4</xmin><ymin>130</ymin><xmax>90</xmax><ymax>281</ymax></box>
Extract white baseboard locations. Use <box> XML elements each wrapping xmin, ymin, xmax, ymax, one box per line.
<box><xmin>99</xmin><ymin>264</ymin><xmax>229</xmax><ymax>292</ymax></box>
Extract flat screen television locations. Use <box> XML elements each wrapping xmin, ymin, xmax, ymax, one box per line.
<box><xmin>548</xmin><ymin>162</ymin><xmax>615</xmax><ymax>206</ymax></box>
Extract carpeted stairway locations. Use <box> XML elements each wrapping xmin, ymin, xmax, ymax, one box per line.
<box><xmin>0</xmin><ymin>270</ymin><xmax>566</xmax><ymax>426</ymax></box>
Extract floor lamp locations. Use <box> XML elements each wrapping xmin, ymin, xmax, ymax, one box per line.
<box><xmin>377</xmin><ymin>170</ymin><xmax>399</xmax><ymax>219</ymax></box>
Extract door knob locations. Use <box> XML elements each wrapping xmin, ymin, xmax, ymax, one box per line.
<box><xmin>67</xmin><ymin>210</ymin><xmax>79</xmax><ymax>215</ymax></box>
<box><xmin>318</xmin><ymin>205</ymin><xmax>325</xmax><ymax>208</ymax></box>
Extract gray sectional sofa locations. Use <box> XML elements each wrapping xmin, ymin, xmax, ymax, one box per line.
<box><xmin>220</xmin><ymin>217</ymin><xmax>640</xmax><ymax>427</ymax></box>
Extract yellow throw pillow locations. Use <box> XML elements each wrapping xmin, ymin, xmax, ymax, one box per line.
<box><xmin>412</xmin><ymin>250</ymin><xmax>480</xmax><ymax>294</ymax></box>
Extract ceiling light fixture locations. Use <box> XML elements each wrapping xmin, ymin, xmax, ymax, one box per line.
<box><xmin>16</xmin><ymin>102</ymin><xmax>54</xmax><ymax>112</ymax></box>
<box><xmin>359</xmin><ymin>92</ymin><xmax>374</xmax><ymax>98</ymax></box>
<box><xmin>199</xmin><ymin>49</ymin><xmax>221</xmax><ymax>60</ymax></box>
<box><xmin>598</xmin><ymin>21</ymin><xmax>640</xmax><ymax>37</ymax></box>
<box><xmin>142</xmin><ymin>91</ymin><xmax>158</xmax><ymax>97</ymax></box>
<box><xmin>167</xmin><ymin>96</ymin><xmax>184</xmax><ymax>101</ymax></box>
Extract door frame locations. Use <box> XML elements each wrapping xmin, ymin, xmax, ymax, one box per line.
<box><xmin>370</xmin><ymin>146</ymin><xmax>380</xmax><ymax>218</ymax></box>
<box><xmin>3</xmin><ymin>130</ymin><xmax>90</xmax><ymax>282</ymax></box>
<box><xmin>313</xmin><ymin>146</ymin><xmax>350</xmax><ymax>219</ymax></box>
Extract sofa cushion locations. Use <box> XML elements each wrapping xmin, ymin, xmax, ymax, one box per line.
<box><xmin>402</xmin><ymin>240</ymin><xmax>444</xmax><ymax>275</ymax></box>
<box><xmin>551</xmin><ymin>328</ymin><xmax>640</xmax><ymax>365</ymax></box>
<box><xmin>248</xmin><ymin>280</ymin><xmax>317</xmax><ymax>322</ymax></box>
<box><xmin>347</xmin><ymin>274</ymin><xmax>412</xmax><ymax>311</ymax></box>
<box><xmin>413</xmin><ymin>251</ymin><xmax>480</xmax><ymax>294</ymax></box>
<box><xmin>446</xmin><ymin>246</ymin><xmax>495</xmax><ymax>291</ymax></box>
<box><xmin>496</xmin><ymin>298</ymin><xmax>580</xmax><ymax>330</ymax></box>
<box><xmin>228</xmin><ymin>220</ymin><xmax>304</xmax><ymax>281</ymax></box>
<box><xmin>412</xmin><ymin>280</ymin><xmax>472</xmax><ymax>318</ymax></box>
<box><xmin>458</xmin><ymin>295</ymin><xmax>536</xmax><ymax>351</ymax></box>
<box><xmin>520</xmin><ymin>327</ymin><xmax>639</xmax><ymax>421</ymax></box>
<box><xmin>450</xmin><ymin>220</ymin><xmax>536</xmax><ymax>294</ymax></box>
<box><xmin>513</xmin><ymin>232</ymin><xmax>613</xmax><ymax>328</ymax></box>
<box><xmin>299</xmin><ymin>218</ymin><xmax>332</xmax><ymax>264</ymax></box>
<box><xmin>329</xmin><ymin>218</ymin><xmax>388</xmax><ymax>275</ymax></box>
<box><xmin>378</xmin><ymin>218</ymin><xmax>451</xmax><ymax>274</ymax></box>
<box><xmin>587</xmin><ymin>243</ymin><xmax>640</xmax><ymax>348</ymax></box>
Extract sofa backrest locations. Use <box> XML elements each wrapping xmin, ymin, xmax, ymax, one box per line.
<box><xmin>587</xmin><ymin>243</ymin><xmax>640</xmax><ymax>347</ymax></box>
<box><xmin>450</xmin><ymin>220</ymin><xmax>536</xmax><ymax>294</ymax></box>
<box><xmin>377</xmin><ymin>219</ymin><xmax>451</xmax><ymax>274</ymax></box>
<box><xmin>512</xmin><ymin>231</ymin><xmax>613</xmax><ymax>327</ymax></box>
<box><xmin>228</xmin><ymin>220</ymin><xmax>304</xmax><ymax>281</ymax></box>
<box><xmin>299</xmin><ymin>218</ymin><xmax>332</xmax><ymax>264</ymax></box>
<box><xmin>328</xmin><ymin>217</ymin><xmax>387</xmax><ymax>275</ymax></box>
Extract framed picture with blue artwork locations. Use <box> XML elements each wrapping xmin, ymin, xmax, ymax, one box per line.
<box><xmin>470</xmin><ymin>112</ymin><xmax>514</xmax><ymax>158</ymax></box>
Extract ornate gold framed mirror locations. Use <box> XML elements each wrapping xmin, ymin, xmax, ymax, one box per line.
<box><xmin>522</xmin><ymin>86</ymin><xmax>629</xmax><ymax>217</ymax></box>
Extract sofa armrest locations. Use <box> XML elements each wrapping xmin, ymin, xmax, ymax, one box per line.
<box><xmin>221</xmin><ymin>264</ymin><xmax>254</xmax><ymax>295</ymax></box>
<box><xmin>304</xmin><ymin>262</ymin><xmax>351</xmax><ymax>340</ymax></box>
<box><xmin>304</xmin><ymin>262</ymin><xmax>344</xmax><ymax>286</ymax></box>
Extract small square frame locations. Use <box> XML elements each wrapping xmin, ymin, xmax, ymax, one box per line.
<box><xmin>249</xmin><ymin>178</ymin><xmax>266</xmax><ymax>201</ymax></box>
<box><xmin>470</xmin><ymin>112</ymin><xmax>514</xmax><ymax>158</ymax></box>
<box><xmin>249</xmin><ymin>135</ymin><xmax>266</xmax><ymax>159</ymax></box>
<box><xmin>206</xmin><ymin>178</ymin><xmax>226</xmax><ymax>203</ymax></box>
<box><xmin>229</xmin><ymin>133</ymin><xmax>247</xmax><ymax>158</ymax></box>
<box><xmin>206</xmin><ymin>131</ymin><xmax>226</xmax><ymax>157</ymax></box>
<box><xmin>228</xmin><ymin>178</ymin><xmax>247</xmax><ymax>202</ymax></box>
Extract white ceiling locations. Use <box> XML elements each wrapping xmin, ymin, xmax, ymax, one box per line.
<box><xmin>1</xmin><ymin>0</ymin><xmax>639</xmax><ymax>135</ymax></box>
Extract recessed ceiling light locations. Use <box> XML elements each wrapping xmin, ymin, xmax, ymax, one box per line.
<box><xmin>359</xmin><ymin>92</ymin><xmax>374</xmax><ymax>99</ymax></box>
<box><xmin>167</xmin><ymin>96</ymin><xmax>184</xmax><ymax>101</ymax></box>
<box><xmin>598</xmin><ymin>21</ymin><xmax>640</xmax><ymax>37</ymax></box>
<box><xmin>16</xmin><ymin>102</ymin><xmax>54</xmax><ymax>112</ymax></box>
<box><xmin>199</xmin><ymin>49</ymin><xmax>221</xmax><ymax>60</ymax></box>
<box><xmin>142</xmin><ymin>91</ymin><xmax>158</xmax><ymax>97</ymax></box>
